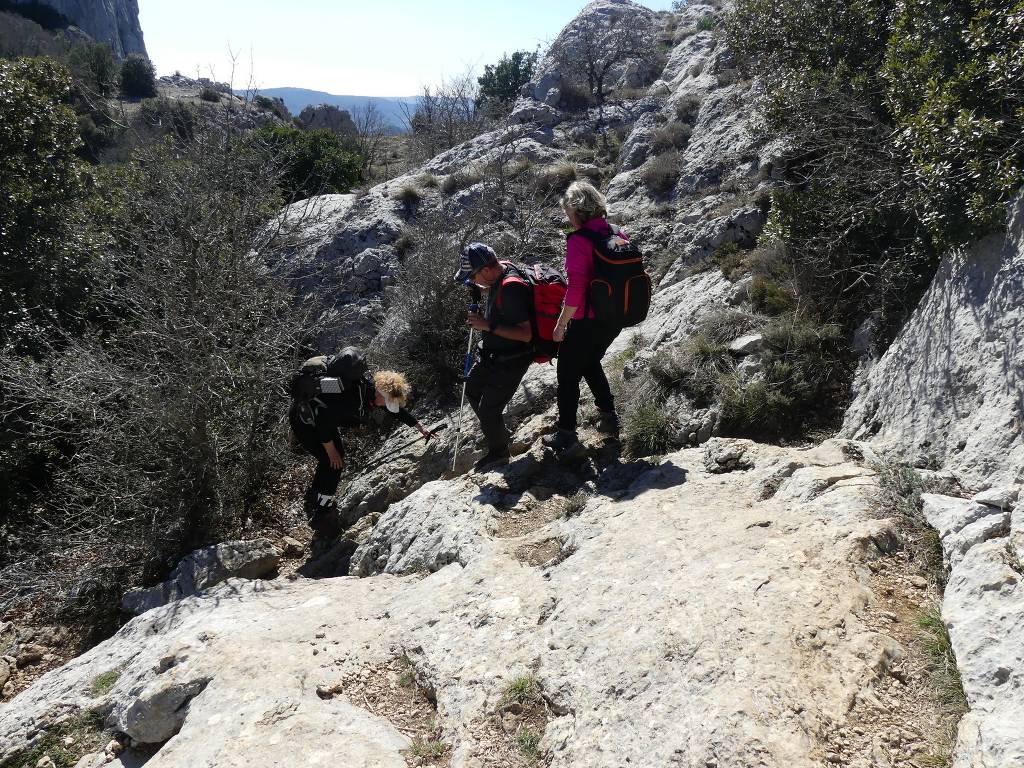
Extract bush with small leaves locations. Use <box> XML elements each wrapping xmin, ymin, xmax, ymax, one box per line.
<box><xmin>749</xmin><ymin>276</ymin><xmax>797</xmax><ymax>315</ymax></box>
<box><xmin>622</xmin><ymin>401</ymin><xmax>677</xmax><ymax>457</ymax></box>
<box><xmin>642</xmin><ymin>150</ymin><xmax>681</xmax><ymax>197</ymax></box>
<box><xmin>199</xmin><ymin>86</ymin><xmax>221</xmax><ymax>103</ymax></box>
<box><xmin>536</xmin><ymin>162</ymin><xmax>578</xmax><ymax>195</ymax></box>
<box><xmin>558</xmin><ymin>78</ymin><xmax>595</xmax><ymax>112</ymax></box>
<box><xmin>119</xmin><ymin>53</ymin><xmax>157</xmax><ymax>98</ymax></box>
<box><xmin>440</xmin><ymin>167</ymin><xmax>484</xmax><ymax>194</ymax></box>
<box><xmin>651</xmin><ymin>121</ymin><xmax>693</xmax><ymax>152</ymax></box>
<box><xmin>393</xmin><ymin>183</ymin><xmax>424</xmax><ymax>206</ymax></box>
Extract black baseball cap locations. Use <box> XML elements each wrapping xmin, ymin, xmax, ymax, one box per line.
<box><xmin>453</xmin><ymin>242</ymin><xmax>499</xmax><ymax>284</ymax></box>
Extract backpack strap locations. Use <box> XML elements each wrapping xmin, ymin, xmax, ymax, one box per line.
<box><xmin>495</xmin><ymin>262</ymin><xmax>529</xmax><ymax>310</ymax></box>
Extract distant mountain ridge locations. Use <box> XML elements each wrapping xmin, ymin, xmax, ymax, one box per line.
<box><xmin>245</xmin><ymin>87</ymin><xmax>418</xmax><ymax>133</ymax></box>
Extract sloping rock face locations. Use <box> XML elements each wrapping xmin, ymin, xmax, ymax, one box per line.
<box><xmin>842</xmin><ymin>191</ymin><xmax>1024</xmax><ymax>490</ymax></box>
<box><xmin>921</xmin><ymin>493</ymin><xmax>1024</xmax><ymax>768</ymax></box>
<box><xmin>121</xmin><ymin>539</ymin><xmax>281</xmax><ymax>616</ymax></box>
<box><xmin>13</xmin><ymin>0</ymin><xmax>147</xmax><ymax>58</ymax></box>
<box><xmin>1</xmin><ymin>441</ymin><xmax>917</xmax><ymax>767</ymax></box>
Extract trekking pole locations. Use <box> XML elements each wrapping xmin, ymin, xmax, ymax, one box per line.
<box><xmin>362</xmin><ymin>422</ymin><xmax>448</xmax><ymax>472</ymax></box>
<box><xmin>451</xmin><ymin>328</ymin><xmax>475</xmax><ymax>472</ymax></box>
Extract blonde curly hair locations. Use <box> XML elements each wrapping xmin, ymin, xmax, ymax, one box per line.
<box><xmin>562</xmin><ymin>180</ymin><xmax>608</xmax><ymax>224</ymax></box>
<box><xmin>373</xmin><ymin>370</ymin><xmax>412</xmax><ymax>406</ymax></box>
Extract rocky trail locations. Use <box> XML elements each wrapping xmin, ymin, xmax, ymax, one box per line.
<box><xmin>2</xmin><ymin>0</ymin><xmax>1023</xmax><ymax>765</ymax></box>
<box><xmin>0</xmin><ymin>437</ymin><xmax>976</xmax><ymax>767</ymax></box>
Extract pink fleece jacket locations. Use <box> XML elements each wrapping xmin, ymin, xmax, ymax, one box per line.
<box><xmin>565</xmin><ymin>217</ymin><xmax>627</xmax><ymax>320</ymax></box>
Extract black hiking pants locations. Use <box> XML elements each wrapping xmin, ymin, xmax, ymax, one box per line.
<box><xmin>555</xmin><ymin>319</ymin><xmax>621</xmax><ymax>432</ymax></box>
<box><xmin>289</xmin><ymin>410</ymin><xmax>345</xmax><ymax>507</ymax></box>
<box><xmin>465</xmin><ymin>351</ymin><xmax>532</xmax><ymax>453</ymax></box>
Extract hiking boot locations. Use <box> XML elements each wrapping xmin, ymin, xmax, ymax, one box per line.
<box><xmin>473</xmin><ymin>448</ymin><xmax>510</xmax><ymax>472</ymax></box>
<box><xmin>596</xmin><ymin>410</ymin><xmax>620</xmax><ymax>437</ymax></box>
<box><xmin>542</xmin><ymin>428</ymin><xmax>579</xmax><ymax>452</ymax></box>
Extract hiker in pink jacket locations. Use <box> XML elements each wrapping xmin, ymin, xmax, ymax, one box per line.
<box><xmin>543</xmin><ymin>181</ymin><xmax>624</xmax><ymax>452</ymax></box>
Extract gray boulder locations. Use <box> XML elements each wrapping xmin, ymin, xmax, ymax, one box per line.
<box><xmin>121</xmin><ymin>539</ymin><xmax>281</xmax><ymax>615</ymax></box>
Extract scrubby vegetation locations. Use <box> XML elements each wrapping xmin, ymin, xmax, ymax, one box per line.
<box><xmin>119</xmin><ymin>53</ymin><xmax>157</xmax><ymax>98</ymax></box>
<box><xmin>727</xmin><ymin>0</ymin><xmax>1024</xmax><ymax>339</ymax></box>
<box><xmin>0</xmin><ymin>55</ymin><xmax>331</xmax><ymax>638</ymax></box>
<box><xmin>250</xmin><ymin>125</ymin><xmax>363</xmax><ymax>201</ymax></box>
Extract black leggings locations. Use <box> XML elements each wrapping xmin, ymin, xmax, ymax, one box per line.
<box><xmin>290</xmin><ymin>410</ymin><xmax>345</xmax><ymax>501</ymax></box>
<box><xmin>555</xmin><ymin>319</ymin><xmax>621</xmax><ymax>431</ymax></box>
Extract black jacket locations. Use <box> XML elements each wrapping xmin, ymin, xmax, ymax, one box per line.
<box><xmin>291</xmin><ymin>377</ymin><xmax>416</xmax><ymax>445</ymax></box>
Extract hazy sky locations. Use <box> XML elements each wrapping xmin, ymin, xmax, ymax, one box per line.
<box><xmin>138</xmin><ymin>0</ymin><xmax>674</xmax><ymax>97</ymax></box>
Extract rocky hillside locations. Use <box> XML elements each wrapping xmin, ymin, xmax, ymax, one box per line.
<box><xmin>1</xmin><ymin>1</ymin><xmax>1021</xmax><ymax>766</ymax></box>
<box><xmin>10</xmin><ymin>0</ymin><xmax>147</xmax><ymax>58</ymax></box>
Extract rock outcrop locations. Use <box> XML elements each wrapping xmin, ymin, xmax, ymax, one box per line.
<box><xmin>922</xmin><ymin>492</ymin><xmax>1024</xmax><ymax>768</ymax></box>
<box><xmin>843</xmin><ymin>191</ymin><xmax>1024</xmax><ymax>490</ymax></box>
<box><xmin>298</xmin><ymin>104</ymin><xmax>357</xmax><ymax>135</ymax></box>
<box><xmin>1</xmin><ymin>441</ymin><xmax>929</xmax><ymax>767</ymax></box>
<box><xmin>121</xmin><ymin>539</ymin><xmax>281</xmax><ymax>615</ymax></box>
<box><xmin>12</xmin><ymin>0</ymin><xmax>147</xmax><ymax>58</ymax></box>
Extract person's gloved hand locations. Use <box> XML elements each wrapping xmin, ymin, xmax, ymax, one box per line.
<box><xmin>417</xmin><ymin>423</ymin><xmax>435</xmax><ymax>442</ymax></box>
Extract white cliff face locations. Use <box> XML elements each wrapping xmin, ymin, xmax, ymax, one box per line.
<box><xmin>842</xmin><ymin>191</ymin><xmax>1024</xmax><ymax>490</ymax></box>
<box><xmin>12</xmin><ymin>0</ymin><xmax>147</xmax><ymax>58</ymax></box>
<box><xmin>921</xmin><ymin>492</ymin><xmax>1024</xmax><ymax>768</ymax></box>
<box><xmin>1</xmin><ymin>441</ymin><xmax>922</xmax><ymax>768</ymax></box>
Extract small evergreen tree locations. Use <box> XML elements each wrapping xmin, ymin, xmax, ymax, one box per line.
<box><xmin>67</xmin><ymin>40</ymin><xmax>117</xmax><ymax>97</ymax></box>
<box><xmin>477</xmin><ymin>49</ymin><xmax>539</xmax><ymax>114</ymax></box>
<box><xmin>250</xmin><ymin>125</ymin><xmax>363</xmax><ymax>201</ymax></box>
<box><xmin>120</xmin><ymin>53</ymin><xmax>157</xmax><ymax>98</ymax></box>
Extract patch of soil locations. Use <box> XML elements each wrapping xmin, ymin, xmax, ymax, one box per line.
<box><xmin>474</xmin><ymin>686</ymin><xmax>551</xmax><ymax>767</ymax></box>
<box><xmin>319</xmin><ymin>656</ymin><xmax>450</xmax><ymax>766</ymax></box>
<box><xmin>490</xmin><ymin>495</ymin><xmax>562</xmax><ymax>539</ymax></box>
<box><xmin>820</xmin><ymin>526</ymin><xmax>965</xmax><ymax>766</ymax></box>
<box><xmin>513</xmin><ymin>539</ymin><xmax>569</xmax><ymax>568</ymax></box>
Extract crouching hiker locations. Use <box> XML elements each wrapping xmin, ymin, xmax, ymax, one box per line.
<box><xmin>289</xmin><ymin>348</ymin><xmax>433</xmax><ymax>537</ymax></box>
<box><xmin>453</xmin><ymin>243</ymin><xmax>534</xmax><ymax>472</ymax></box>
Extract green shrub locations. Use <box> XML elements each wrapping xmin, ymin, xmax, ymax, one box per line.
<box><xmin>536</xmin><ymin>162</ymin><xmax>578</xmax><ymax>195</ymax></box>
<box><xmin>254</xmin><ymin>94</ymin><xmax>290</xmax><ymax>121</ymax></box>
<box><xmin>440</xmin><ymin>167</ymin><xmax>484</xmax><ymax>194</ymax></box>
<box><xmin>0</xmin><ymin>710</ymin><xmax>106</xmax><ymax>768</ymax></box>
<box><xmin>674</xmin><ymin>94</ymin><xmax>702</xmax><ymax>124</ymax></box>
<box><xmin>748</xmin><ymin>276</ymin><xmax>796</xmax><ymax>315</ymax></box>
<box><xmin>417</xmin><ymin>172</ymin><xmax>440</xmax><ymax>188</ymax></box>
<box><xmin>250</xmin><ymin>126</ymin><xmax>362</xmax><ymax>201</ymax></box>
<box><xmin>697</xmin><ymin>13</ymin><xmax>718</xmax><ymax>31</ymax></box>
<box><xmin>642</xmin><ymin>150</ymin><xmax>681</xmax><ymax>197</ymax></box>
<box><xmin>558</xmin><ymin>78</ymin><xmax>594</xmax><ymax>112</ymax></box>
<box><xmin>718</xmin><ymin>375</ymin><xmax>795</xmax><ymax>436</ymax></box>
<box><xmin>119</xmin><ymin>53</ymin><xmax>157</xmax><ymax>98</ymax></box>
<box><xmin>137</xmin><ymin>97</ymin><xmax>197</xmax><ymax>145</ymax></box>
<box><xmin>0</xmin><ymin>132</ymin><xmax>314</xmax><ymax>629</ymax></box>
<box><xmin>477</xmin><ymin>49</ymin><xmax>538</xmax><ymax>115</ymax></box>
<box><xmin>66</xmin><ymin>41</ymin><xmax>117</xmax><ymax>97</ymax></box>
<box><xmin>393</xmin><ymin>183</ymin><xmax>424</xmax><ymax>206</ymax></box>
<box><xmin>650</xmin><ymin>334</ymin><xmax>733</xmax><ymax>402</ymax></box>
<box><xmin>0</xmin><ymin>57</ymin><xmax>91</xmax><ymax>350</ymax></box>
<box><xmin>198</xmin><ymin>86</ymin><xmax>221</xmax><ymax>103</ymax></box>
<box><xmin>651</xmin><ymin>121</ymin><xmax>692</xmax><ymax>152</ymax></box>
<box><xmin>711</xmin><ymin>241</ymin><xmax>744</xmax><ymax>279</ymax></box>
<box><xmin>622</xmin><ymin>402</ymin><xmax>677</xmax><ymax>457</ymax></box>
<box><xmin>500</xmin><ymin>675</ymin><xmax>540</xmax><ymax>708</ymax></box>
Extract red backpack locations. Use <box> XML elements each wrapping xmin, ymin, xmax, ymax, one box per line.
<box><xmin>495</xmin><ymin>261</ymin><xmax>568</xmax><ymax>364</ymax></box>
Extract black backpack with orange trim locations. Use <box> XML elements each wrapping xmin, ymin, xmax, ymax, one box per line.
<box><xmin>572</xmin><ymin>227</ymin><xmax>652</xmax><ymax>328</ymax></box>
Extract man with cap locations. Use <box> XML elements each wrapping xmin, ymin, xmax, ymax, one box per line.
<box><xmin>454</xmin><ymin>243</ymin><xmax>534</xmax><ymax>472</ymax></box>
<box><xmin>289</xmin><ymin>367</ymin><xmax>432</xmax><ymax>538</ymax></box>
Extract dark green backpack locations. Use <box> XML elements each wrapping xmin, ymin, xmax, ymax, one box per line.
<box><xmin>289</xmin><ymin>346</ymin><xmax>368</xmax><ymax>413</ymax></box>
